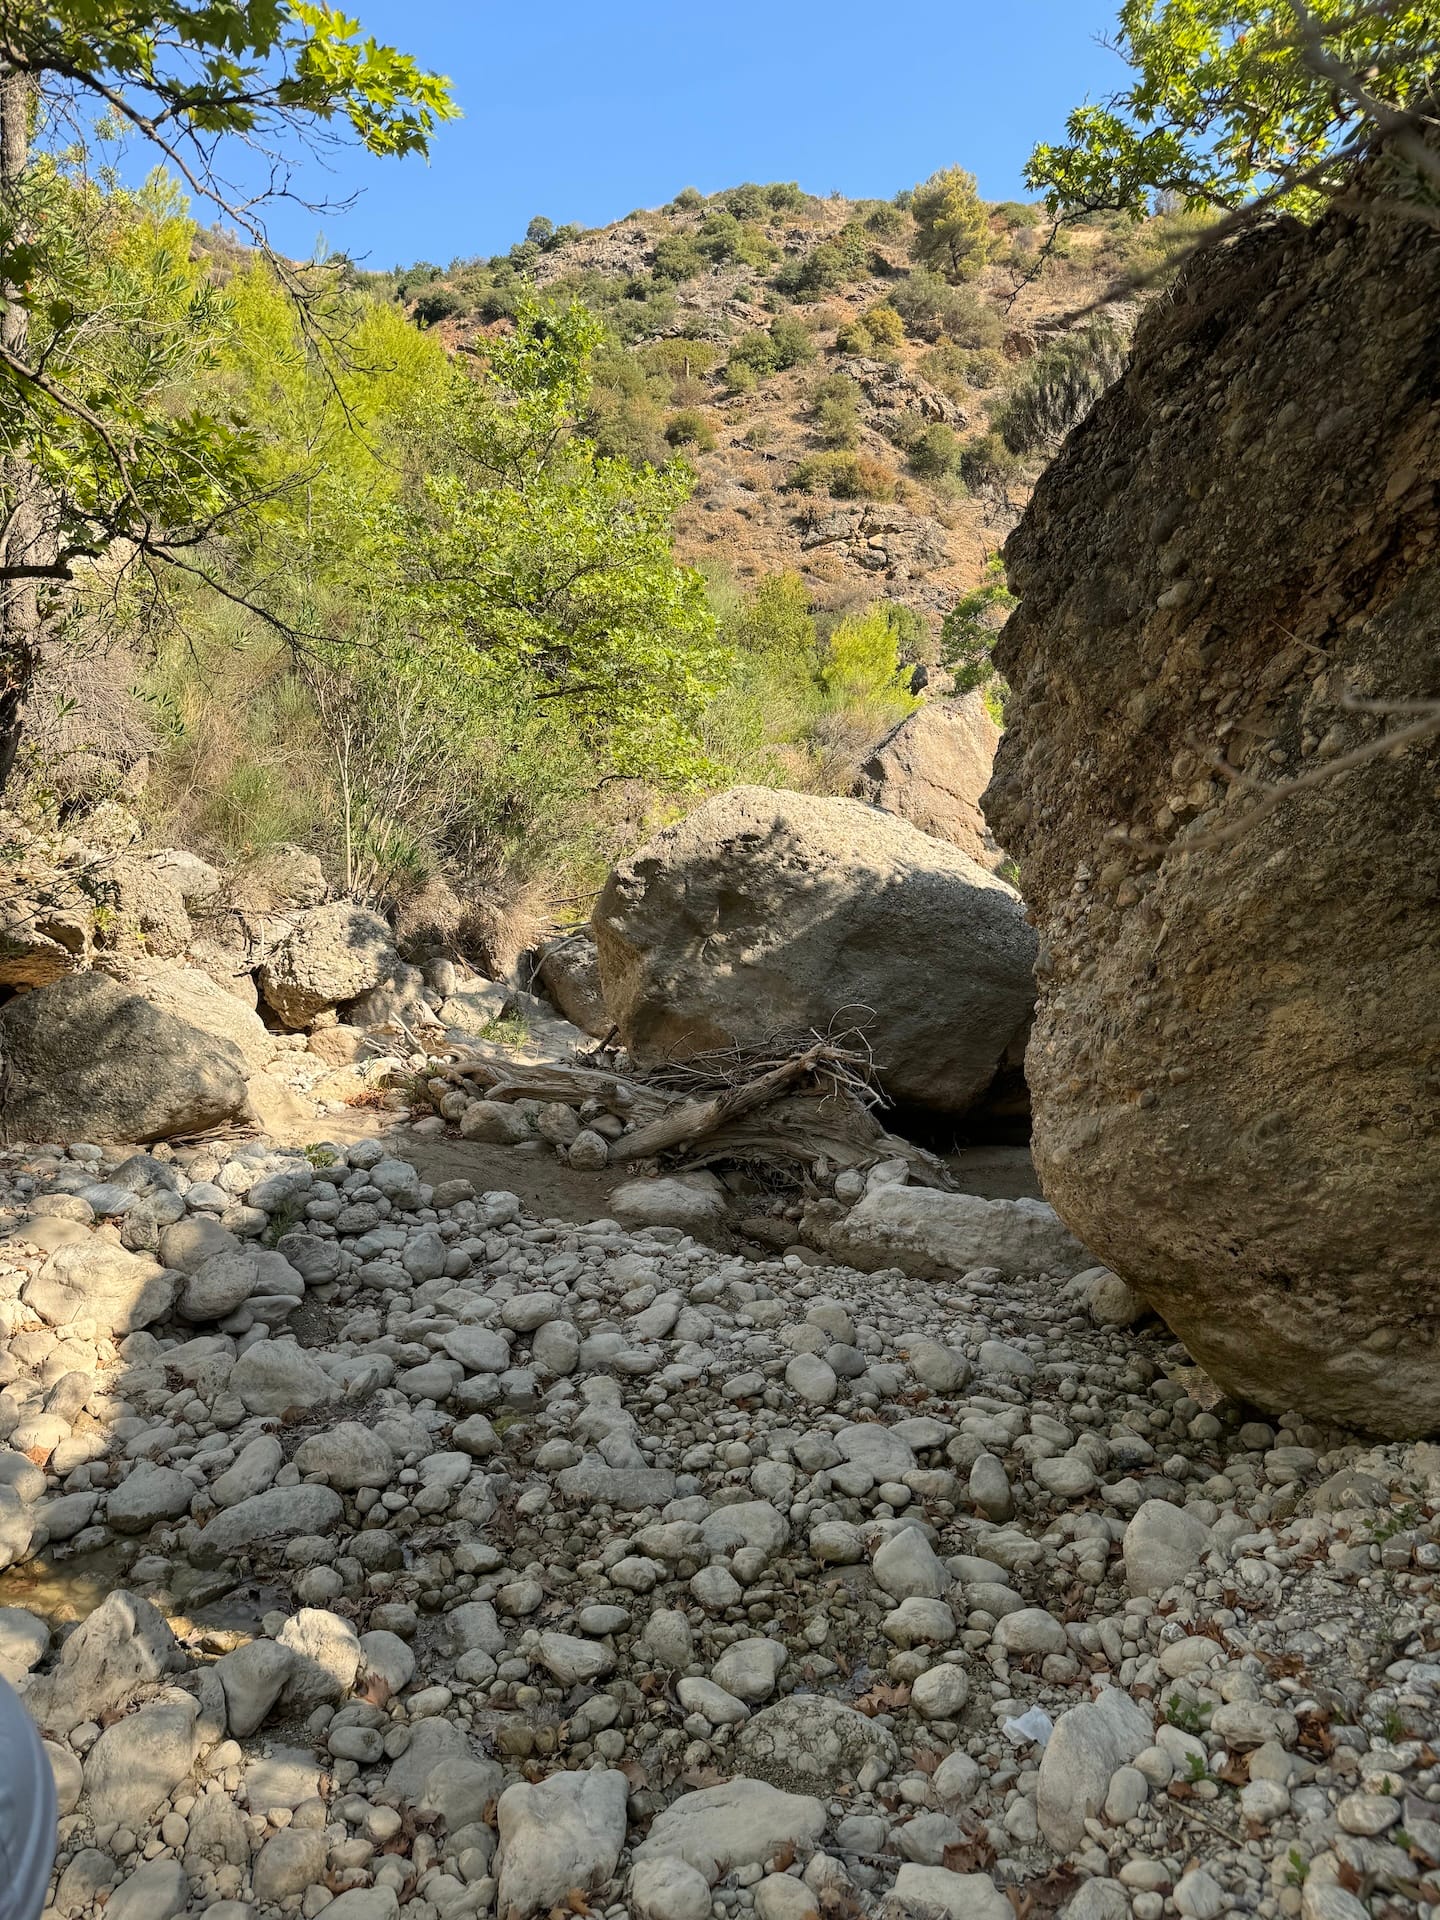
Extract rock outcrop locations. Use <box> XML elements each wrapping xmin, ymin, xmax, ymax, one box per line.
<box><xmin>257</xmin><ymin>902</ymin><xmax>397</xmax><ymax>1029</ymax></box>
<box><xmin>593</xmin><ymin>786</ymin><xmax>1035</xmax><ymax>1118</ymax></box>
<box><xmin>851</xmin><ymin>693</ymin><xmax>1003</xmax><ymax>868</ymax></box>
<box><xmin>983</xmin><ymin>201</ymin><xmax>1440</xmax><ymax>1433</ymax></box>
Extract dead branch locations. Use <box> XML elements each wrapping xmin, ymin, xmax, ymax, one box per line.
<box><xmin>429</xmin><ymin>1028</ymin><xmax>954</xmax><ymax>1189</ymax></box>
<box><xmin>609</xmin><ymin>1045</ymin><xmax>830</xmax><ymax>1164</ymax></box>
<box><xmin>687</xmin><ymin>1091</ymin><xmax>953</xmax><ymax>1188</ymax></box>
<box><xmin>1175</xmin><ymin>695</ymin><xmax>1440</xmax><ymax>855</ymax></box>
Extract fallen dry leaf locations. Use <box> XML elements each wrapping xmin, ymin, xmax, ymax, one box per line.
<box><xmin>854</xmin><ymin>1681</ymin><xmax>911</xmax><ymax>1716</ymax></box>
<box><xmin>941</xmin><ymin>1822</ymin><xmax>997</xmax><ymax>1875</ymax></box>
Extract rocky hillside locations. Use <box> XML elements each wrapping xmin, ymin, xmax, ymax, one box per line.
<box><xmin>402</xmin><ymin>184</ymin><xmax>1169</xmax><ymax>633</ymax></box>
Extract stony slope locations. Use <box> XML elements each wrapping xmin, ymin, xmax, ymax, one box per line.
<box><xmin>419</xmin><ymin>188</ymin><xmax>1149</xmax><ymax>634</ymax></box>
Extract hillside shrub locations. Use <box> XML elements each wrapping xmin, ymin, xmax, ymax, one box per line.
<box><xmin>835</xmin><ymin>317</ymin><xmax>873</xmax><ymax>356</ymax></box>
<box><xmin>863</xmin><ymin>303</ymin><xmax>905</xmax><ymax>348</ymax></box>
<box><xmin>697</xmin><ymin>211</ymin><xmax>778</xmax><ymax>269</ymax></box>
<box><xmin>585</xmin><ymin>348</ymin><xmax>669</xmax><ymax>466</ymax></box>
<box><xmin>642</xmin><ymin>337</ymin><xmax>720</xmax><ymax>396</ymax></box>
<box><xmin>890</xmin><ymin>271</ymin><xmax>1003</xmax><ymax>346</ymax></box>
<box><xmin>727</xmin><ymin>183</ymin><xmax>769</xmax><ymax>220</ymax></box>
<box><xmin>865</xmin><ymin>201</ymin><xmax>911</xmax><ymax>237</ymax></box>
<box><xmin>471</xmin><ymin>283</ymin><xmax>521</xmax><ymax>324</ymax></box>
<box><xmin>811</xmin><ymin>374</ymin><xmax>861</xmax><ymax>450</ymax></box>
<box><xmin>664</xmin><ymin>408</ymin><xmax>715</xmax><ymax>451</ymax></box>
<box><xmin>883</xmin><ymin>411</ymin><xmax>926</xmax><ymax>456</ymax></box>
<box><xmin>775</xmin><ymin>221</ymin><xmax>872</xmax><ymax>300</ymax></box>
<box><xmin>652</xmin><ymin>233</ymin><xmax>704</xmax><ymax>284</ymax></box>
<box><xmin>958</xmin><ymin>430</ymin><xmax>1022</xmax><ymax>490</ymax></box>
<box><xmin>920</xmin><ymin>339</ymin><xmax>1008</xmax><ymax>399</ymax></box>
<box><xmin>994</xmin><ymin>320</ymin><xmax>1128</xmax><ymax>455</ymax></box>
<box><xmin>907</xmin><ymin>421</ymin><xmax>959</xmax><ymax>478</ymax></box>
<box><xmin>727</xmin><ymin>315</ymin><xmax>813</xmax><ymax>385</ymax></box>
<box><xmin>413</xmin><ymin>284</ymin><xmax>465</xmax><ymax>327</ymax></box>
<box><xmin>786</xmin><ymin>451</ymin><xmax>895</xmax><ymax>500</ymax></box>
<box><xmin>765</xmin><ymin>181</ymin><xmax>809</xmax><ymax>212</ymax></box>
<box><xmin>769</xmin><ymin>314</ymin><xmax>815</xmax><ymax>367</ymax></box>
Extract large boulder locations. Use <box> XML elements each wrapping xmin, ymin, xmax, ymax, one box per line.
<box><xmin>109</xmin><ymin>962</ymin><xmax>275</xmax><ymax>1072</ymax></box>
<box><xmin>828</xmin><ymin>1185</ymin><xmax>1091</xmax><ymax>1280</ymax></box>
<box><xmin>536</xmin><ymin>934</ymin><xmax>610</xmax><ymax>1037</ymax></box>
<box><xmin>257</xmin><ymin>902</ymin><xmax>398</xmax><ymax>1028</ymax></box>
<box><xmin>983</xmin><ymin>194</ymin><xmax>1440</xmax><ymax>1434</ymax></box>
<box><xmin>593</xmin><ymin>787</ymin><xmax>1035</xmax><ymax>1117</ymax></box>
<box><xmin>851</xmin><ymin>693</ymin><xmax>1004</xmax><ymax>868</ymax></box>
<box><xmin>0</xmin><ymin>973</ymin><xmax>249</xmax><ymax>1143</ymax></box>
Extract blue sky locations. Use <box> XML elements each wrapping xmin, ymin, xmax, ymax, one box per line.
<box><xmin>259</xmin><ymin>0</ymin><xmax>1127</xmax><ymax>270</ymax></box>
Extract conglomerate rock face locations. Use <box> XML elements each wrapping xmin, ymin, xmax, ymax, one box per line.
<box><xmin>983</xmin><ymin>201</ymin><xmax>1440</xmax><ymax>1435</ymax></box>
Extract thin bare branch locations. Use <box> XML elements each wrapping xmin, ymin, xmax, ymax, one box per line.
<box><xmin>1175</xmin><ymin>700</ymin><xmax>1440</xmax><ymax>854</ymax></box>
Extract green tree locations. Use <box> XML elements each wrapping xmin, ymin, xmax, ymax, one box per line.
<box><xmin>910</xmin><ymin>167</ymin><xmax>993</xmax><ymax>281</ymax></box>
<box><xmin>941</xmin><ymin>555</ymin><xmax>1016</xmax><ymax>714</ymax></box>
<box><xmin>380</xmin><ymin>300</ymin><xmax>724</xmax><ymax>782</ymax></box>
<box><xmin>1025</xmin><ymin>1</ymin><xmax>1440</xmax><ymax>221</ymax></box>
<box><xmin>817</xmin><ymin>604</ymin><xmax>919</xmax><ymax>718</ymax></box>
<box><xmin>0</xmin><ymin>1</ymin><xmax>456</xmax><ymax>788</ymax></box>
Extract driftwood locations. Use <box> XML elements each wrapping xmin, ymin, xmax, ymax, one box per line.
<box><xmin>436</xmin><ymin>1045</ymin><xmax>676</xmax><ymax>1126</ymax></box>
<box><xmin>609</xmin><ymin>1045</ymin><xmax>829</xmax><ymax>1163</ymax></box>
<box><xmin>684</xmin><ymin>1091</ymin><xmax>952</xmax><ymax>1187</ymax></box>
<box><xmin>429</xmin><ymin>1033</ymin><xmax>953</xmax><ymax>1191</ymax></box>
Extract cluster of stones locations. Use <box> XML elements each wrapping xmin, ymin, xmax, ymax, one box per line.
<box><xmin>0</xmin><ymin>1132</ymin><xmax>1437</xmax><ymax>1920</ymax></box>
